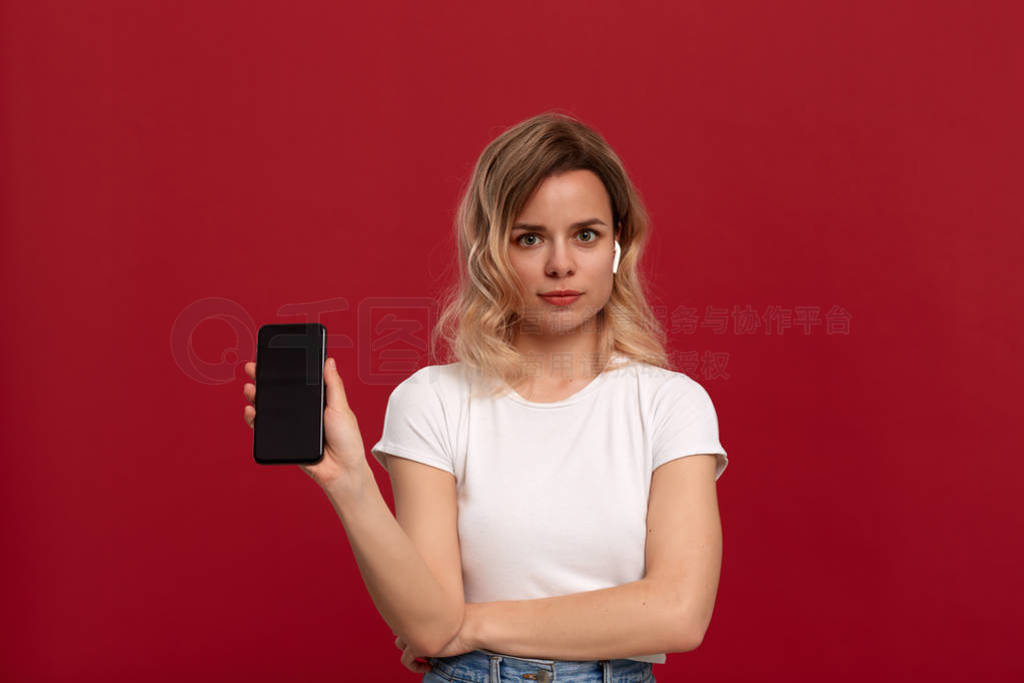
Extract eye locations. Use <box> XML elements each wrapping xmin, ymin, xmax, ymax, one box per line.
<box><xmin>514</xmin><ymin>229</ymin><xmax>599</xmax><ymax>247</ymax></box>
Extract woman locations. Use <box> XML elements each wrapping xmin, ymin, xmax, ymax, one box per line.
<box><xmin>242</xmin><ymin>111</ymin><xmax>728</xmax><ymax>682</ymax></box>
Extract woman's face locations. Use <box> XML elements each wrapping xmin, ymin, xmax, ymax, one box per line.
<box><xmin>507</xmin><ymin>169</ymin><xmax>618</xmax><ymax>339</ymax></box>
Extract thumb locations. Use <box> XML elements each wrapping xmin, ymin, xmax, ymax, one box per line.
<box><xmin>323</xmin><ymin>357</ymin><xmax>349</xmax><ymax>409</ymax></box>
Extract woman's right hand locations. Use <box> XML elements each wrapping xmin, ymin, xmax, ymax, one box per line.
<box><xmin>242</xmin><ymin>357</ymin><xmax>370</xmax><ymax>492</ymax></box>
<box><xmin>393</xmin><ymin>635</ymin><xmax>433</xmax><ymax>675</ymax></box>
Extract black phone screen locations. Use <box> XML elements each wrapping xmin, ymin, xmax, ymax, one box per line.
<box><xmin>253</xmin><ymin>323</ymin><xmax>326</xmax><ymax>465</ymax></box>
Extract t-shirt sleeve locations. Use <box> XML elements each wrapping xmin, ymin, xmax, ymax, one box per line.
<box><xmin>369</xmin><ymin>373</ymin><xmax>455</xmax><ymax>476</ymax></box>
<box><xmin>651</xmin><ymin>375</ymin><xmax>729</xmax><ymax>481</ymax></box>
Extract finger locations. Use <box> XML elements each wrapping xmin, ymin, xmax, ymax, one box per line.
<box><xmin>244</xmin><ymin>404</ymin><xmax>255</xmax><ymax>429</ymax></box>
<box><xmin>323</xmin><ymin>357</ymin><xmax>349</xmax><ymax>411</ymax></box>
<box><xmin>401</xmin><ymin>647</ymin><xmax>431</xmax><ymax>674</ymax></box>
<box><xmin>244</xmin><ymin>361</ymin><xmax>256</xmax><ymax>380</ymax></box>
<box><xmin>243</xmin><ymin>382</ymin><xmax>255</xmax><ymax>405</ymax></box>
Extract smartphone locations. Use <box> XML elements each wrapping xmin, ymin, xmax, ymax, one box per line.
<box><xmin>252</xmin><ymin>323</ymin><xmax>327</xmax><ymax>465</ymax></box>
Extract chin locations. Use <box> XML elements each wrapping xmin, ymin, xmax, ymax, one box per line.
<box><xmin>541</xmin><ymin>312</ymin><xmax>594</xmax><ymax>334</ymax></box>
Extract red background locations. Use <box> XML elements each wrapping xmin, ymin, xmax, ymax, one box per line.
<box><xmin>2</xmin><ymin>1</ymin><xmax>1020</xmax><ymax>680</ymax></box>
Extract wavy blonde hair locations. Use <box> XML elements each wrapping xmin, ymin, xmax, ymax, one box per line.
<box><xmin>429</xmin><ymin>110</ymin><xmax>672</xmax><ymax>397</ymax></box>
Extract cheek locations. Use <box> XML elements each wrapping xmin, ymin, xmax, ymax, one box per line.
<box><xmin>508</xmin><ymin>264</ymin><xmax>536</xmax><ymax>298</ymax></box>
<box><xmin>593</xmin><ymin>279</ymin><xmax>615</xmax><ymax>305</ymax></box>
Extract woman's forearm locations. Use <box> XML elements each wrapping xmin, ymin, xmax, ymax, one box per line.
<box><xmin>322</xmin><ymin>463</ymin><xmax>463</xmax><ymax>656</ymax></box>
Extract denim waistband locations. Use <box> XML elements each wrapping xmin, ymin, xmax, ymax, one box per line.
<box><xmin>428</xmin><ymin>648</ymin><xmax>654</xmax><ymax>683</ymax></box>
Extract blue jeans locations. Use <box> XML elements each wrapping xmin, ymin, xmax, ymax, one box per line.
<box><xmin>424</xmin><ymin>648</ymin><xmax>656</xmax><ymax>682</ymax></box>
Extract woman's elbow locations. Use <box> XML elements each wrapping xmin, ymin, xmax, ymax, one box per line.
<box><xmin>424</xmin><ymin>600</ymin><xmax>466</xmax><ymax>657</ymax></box>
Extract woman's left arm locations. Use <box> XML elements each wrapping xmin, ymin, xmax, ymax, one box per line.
<box><xmin>456</xmin><ymin>454</ymin><xmax>722</xmax><ymax>661</ymax></box>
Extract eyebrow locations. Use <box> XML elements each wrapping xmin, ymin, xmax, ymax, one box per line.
<box><xmin>511</xmin><ymin>218</ymin><xmax>607</xmax><ymax>232</ymax></box>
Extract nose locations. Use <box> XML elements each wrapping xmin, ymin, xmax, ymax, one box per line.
<box><xmin>544</xmin><ymin>240</ymin><xmax>576</xmax><ymax>278</ymax></box>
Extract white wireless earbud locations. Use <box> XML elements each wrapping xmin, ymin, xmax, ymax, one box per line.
<box><xmin>612</xmin><ymin>240</ymin><xmax>621</xmax><ymax>274</ymax></box>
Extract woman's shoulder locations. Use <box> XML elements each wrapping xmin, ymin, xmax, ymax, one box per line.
<box><xmin>392</xmin><ymin>361</ymin><xmax>474</xmax><ymax>401</ymax></box>
<box><xmin>400</xmin><ymin>360</ymin><xmax>463</xmax><ymax>384</ymax></box>
<box><xmin>611</xmin><ymin>353</ymin><xmax>709</xmax><ymax>395</ymax></box>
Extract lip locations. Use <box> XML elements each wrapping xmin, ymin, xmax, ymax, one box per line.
<box><xmin>539</xmin><ymin>293</ymin><xmax>582</xmax><ymax>306</ymax></box>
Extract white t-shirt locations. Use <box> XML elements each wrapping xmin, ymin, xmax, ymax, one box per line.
<box><xmin>369</xmin><ymin>352</ymin><xmax>728</xmax><ymax>665</ymax></box>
